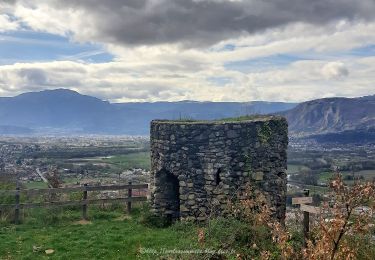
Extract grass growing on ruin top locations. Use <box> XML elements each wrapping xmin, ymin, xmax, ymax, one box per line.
<box><xmin>155</xmin><ymin>114</ymin><xmax>281</xmax><ymax>124</ymax></box>
<box><xmin>216</xmin><ymin>114</ymin><xmax>276</xmax><ymax>122</ymax></box>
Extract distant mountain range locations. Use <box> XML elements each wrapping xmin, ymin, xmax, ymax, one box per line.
<box><xmin>0</xmin><ymin>89</ymin><xmax>297</xmax><ymax>135</ymax></box>
<box><xmin>1</xmin><ymin>89</ymin><xmax>374</xmax><ymax>143</ymax></box>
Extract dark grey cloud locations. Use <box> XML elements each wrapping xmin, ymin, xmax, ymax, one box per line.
<box><xmin>20</xmin><ymin>0</ymin><xmax>375</xmax><ymax>47</ymax></box>
<box><xmin>2</xmin><ymin>0</ymin><xmax>17</xmax><ymax>3</ymax></box>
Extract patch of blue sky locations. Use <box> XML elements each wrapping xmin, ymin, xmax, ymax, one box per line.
<box><xmin>224</xmin><ymin>54</ymin><xmax>303</xmax><ymax>73</ymax></box>
<box><xmin>209</xmin><ymin>44</ymin><xmax>236</xmax><ymax>52</ymax></box>
<box><xmin>0</xmin><ymin>30</ymin><xmax>114</xmax><ymax>65</ymax></box>
<box><xmin>349</xmin><ymin>44</ymin><xmax>375</xmax><ymax>57</ymax></box>
<box><xmin>207</xmin><ymin>76</ymin><xmax>233</xmax><ymax>86</ymax></box>
<box><xmin>221</xmin><ymin>44</ymin><xmax>236</xmax><ymax>51</ymax></box>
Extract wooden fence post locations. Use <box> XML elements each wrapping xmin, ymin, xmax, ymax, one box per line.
<box><xmin>127</xmin><ymin>181</ymin><xmax>132</xmax><ymax>214</ymax></box>
<box><xmin>303</xmin><ymin>189</ymin><xmax>310</xmax><ymax>247</ymax></box>
<box><xmin>82</xmin><ymin>184</ymin><xmax>88</xmax><ymax>220</ymax></box>
<box><xmin>14</xmin><ymin>181</ymin><xmax>20</xmax><ymax>225</ymax></box>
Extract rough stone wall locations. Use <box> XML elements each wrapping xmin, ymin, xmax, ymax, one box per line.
<box><xmin>150</xmin><ymin>116</ymin><xmax>288</xmax><ymax>221</ymax></box>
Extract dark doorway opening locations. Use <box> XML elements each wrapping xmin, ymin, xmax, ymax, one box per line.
<box><xmin>157</xmin><ymin>169</ymin><xmax>180</xmax><ymax>219</ymax></box>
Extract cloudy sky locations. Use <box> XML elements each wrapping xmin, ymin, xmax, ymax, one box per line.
<box><xmin>0</xmin><ymin>0</ymin><xmax>375</xmax><ymax>102</ymax></box>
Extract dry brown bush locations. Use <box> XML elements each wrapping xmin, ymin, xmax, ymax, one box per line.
<box><xmin>212</xmin><ymin>175</ymin><xmax>375</xmax><ymax>260</ymax></box>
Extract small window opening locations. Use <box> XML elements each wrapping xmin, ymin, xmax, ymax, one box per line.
<box><xmin>215</xmin><ymin>168</ymin><xmax>222</xmax><ymax>185</ymax></box>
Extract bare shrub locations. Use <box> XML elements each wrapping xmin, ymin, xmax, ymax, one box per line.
<box><xmin>203</xmin><ymin>175</ymin><xmax>375</xmax><ymax>259</ymax></box>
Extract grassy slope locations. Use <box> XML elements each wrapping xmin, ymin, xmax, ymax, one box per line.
<box><xmin>0</xmin><ymin>207</ymin><xmax>198</xmax><ymax>260</ymax></box>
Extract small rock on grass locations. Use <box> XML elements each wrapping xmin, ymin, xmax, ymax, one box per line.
<box><xmin>32</xmin><ymin>245</ymin><xmax>42</xmax><ymax>252</ymax></box>
<box><xmin>45</xmin><ymin>249</ymin><xmax>54</xmax><ymax>255</ymax></box>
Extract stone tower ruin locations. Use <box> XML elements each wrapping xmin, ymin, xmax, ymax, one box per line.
<box><xmin>150</xmin><ymin>116</ymin><xmax>288</xmax><ymax>221</ymax></box>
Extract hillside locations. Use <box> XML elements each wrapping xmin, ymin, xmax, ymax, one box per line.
<box><xmin>0</xmin><ymin>89</ymin><xmax>296</xmax><ymax>135</ymax></box>
<box><xmin>0</xmin><ymin>89</ymin><xmax>114</xmax><ymax>133</ymax></box>
<box><xmin>282</xmin><ymin>95</ymin><xmax>375</xmax><ymax>138</ymax></box>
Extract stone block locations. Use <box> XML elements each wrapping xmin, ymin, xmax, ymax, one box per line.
<box><xmin>253</xmin><ymin>172</ymin><xmax>264</xmax><ymax>181</ymax></box>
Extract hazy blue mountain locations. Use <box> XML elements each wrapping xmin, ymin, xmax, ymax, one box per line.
<box><xmin>281</xmin><ymin>95</ymin><xmax>375</xmax><ymax>143</ymax></box>
<box><xmin>0</xmin><ymin>89</ymin><xmax>116</xmax><ymax>134</ymax></box>
<box><xmin>0</xmin><ymin>125</ymin><xmax>34</xmax><ymax>135</ymax></box>
<box><xmin>3</xmin><ymin>89</ymin><xmax>375</xmax><ymax>142</ymax></box>
<box><xmin>0</xmin><ymin>89</ymin><xmax>297</xmax><ymax>135</ymax></box>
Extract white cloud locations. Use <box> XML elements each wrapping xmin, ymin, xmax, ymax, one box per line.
<box><xmin>321</xmin><ymin>62</ymin><xmax>349</xmax><ymax>79</ymax></box>
<box><xmin>0</xmin><ymin>1</ymin><xmax>375</xmax><ymax>102</ymax></box>
<box><xmin>0</xmin><ymin>55</ymin><xmax>374</xmax><ymax>103</ymax></box>
<box><xmin>0</xmin><ymin>14</ymin><xmax>19</xmax><ymax>31</ymax></box>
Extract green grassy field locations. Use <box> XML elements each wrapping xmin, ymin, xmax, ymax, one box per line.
<box><xmin>1</xmin><ymin>194</ymin><xmax>373</xmax><ymax>259</ymax></box>
<box><xmin>287</xmin><ymin>183</ymin><xmax>328</xmax><ymax>195</ymax></box>
<box><xmin>0</xmin><ymin>206</ymin><xmax>199</xmax><ymax>260</ymax></box>
<box><xmin>286</xmin><ymin>164</ymin><xmax>311</xmax><ymax>175</ymax></box>
<box><xmin>317</xmin><ymin>171</ymin><xmax>332</xmax><ymax>182</ymax></box>
<box><xmin>341</xmin><ymin>169</ymin><xmax>375</xmax><ymax>180</ymax></box>
<box><xmin>287</xmin><ymin>164</ymin><xmax>302</xmax><ymax>174</ymax></box>
<box><xmin>103</xmin><ymin>152</ymin><xmax>151</xmax><ymax>171</ymax></box>
<box><xmin>0</xmin><ymin>204</ymin><xmax>284</xmax><ymax>260</ymax></box>
<box><xmin>318</xmin><ymin>170</ymin><xmax>375</xmax><ymax>184</ymax></box>
<box><xmin>62</xmin><ymin>177</ymin><xmax>80</xmax><ymax>185</ymax></box>
<box><xmin>23</xmin><ymin>181</ymin><xmax>49</xmax><ymax>189</ymax></box>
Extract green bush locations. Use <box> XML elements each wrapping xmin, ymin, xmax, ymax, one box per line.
<box><xmin>170</xmin><ymin>220</ymin><xmax>197</xmax><ymax>232</ymax></box>
<box><xmin>0</xmin><ymin>181</ymin><xmax>25</xmax><ymax>223</ymax></box>
<box><xmin>347</xmin><ymin>235</ymin><xmax>375</xmax><ymax>259</ymax></box>
<box><xmin>24</xmin><ymin>207</ymin><xmax>63</xmax><ymax>225</ymax></box>
<box><xmin>0</xmin><ymin>182</ymin><xmax>16</xmax><ymax>205</ymax></box>
<box><xmin>138</xmin><ymin>203</ymin><xmax>172</xmax><ymax>228</ymax></box>
<box><xmin>88</xmin><ymin>206</ymin><xmax>122</xmax><ymax>220</ymax></box>
<box><xmin>68</xmin><ymin>191</ymin><xmax>83</xmax><ymax>201</ymax></box>
<box><xmin>139</xmin><ymin>212</ymin><xmax>172</xmax><ymax>228</ymax></box>
<box><xmin>205</xmin><ymin>217</ymin><xmax>278</xmax><ymax>258</ymax></box>
<box><xmin>108</xmin><ymin>201</ymin><xmax>123</xmax><ymax>211</ymax></box>
<box><xmin>288</xmin><ymin>229</ymin><xmax>304</xmax><ymax>253</ymax></box>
